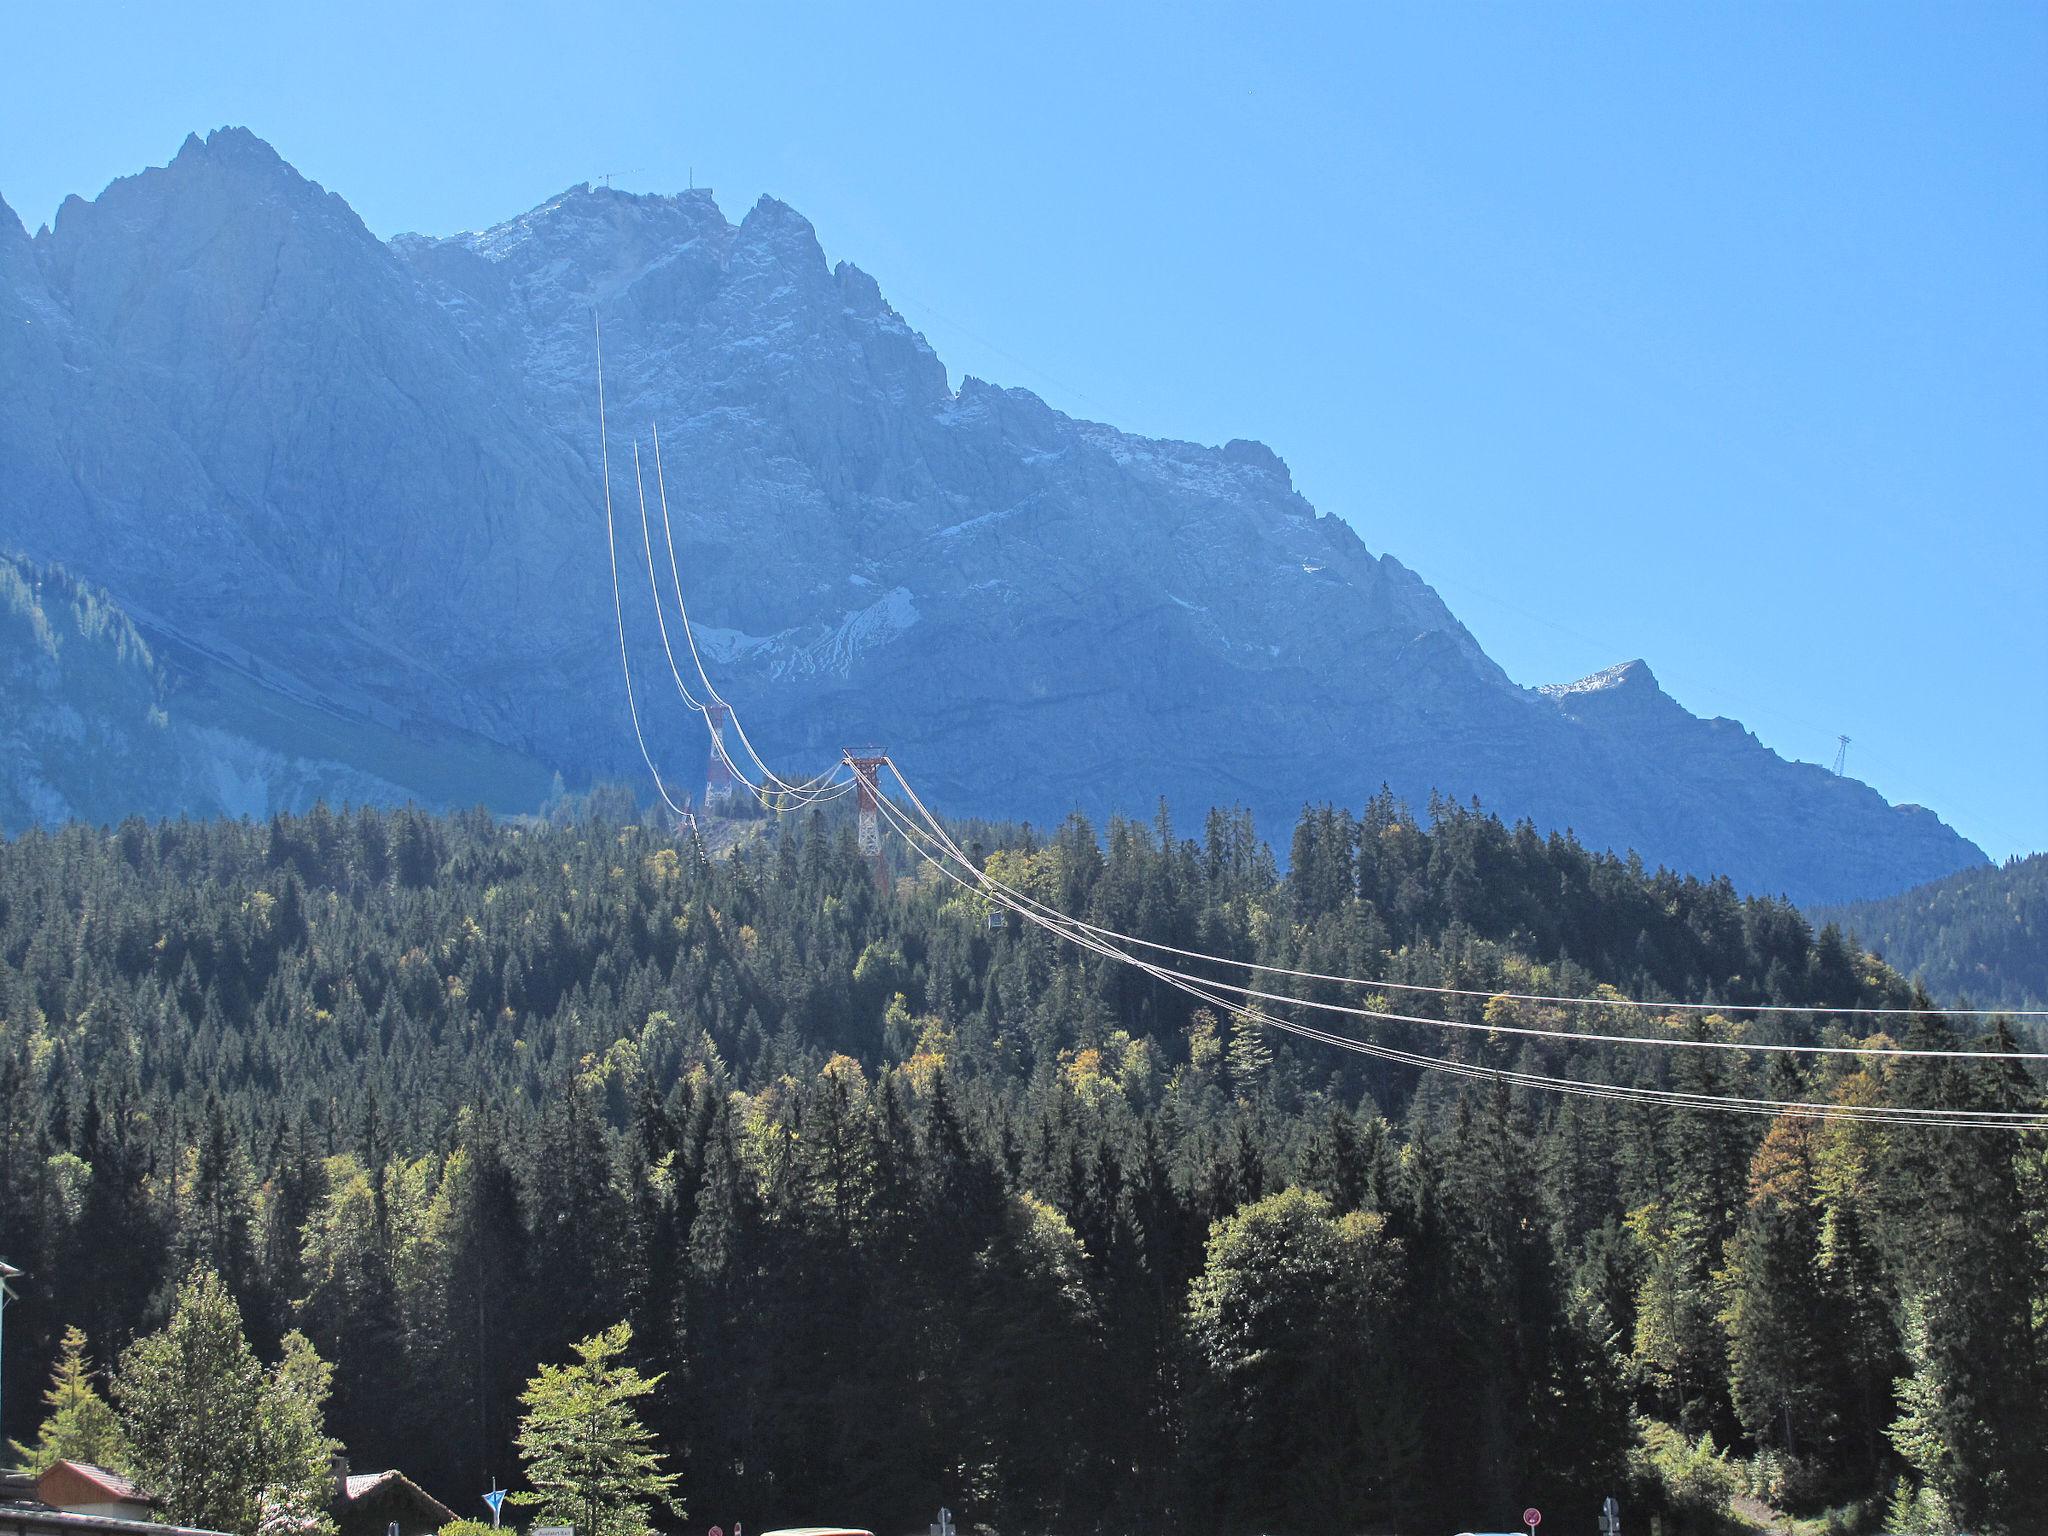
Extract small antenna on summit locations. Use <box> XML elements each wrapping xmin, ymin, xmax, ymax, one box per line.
<box><xmin>1832</xmin><ymin>734</ymin><xmax>1851</xmax><ymax>776</ymax></box>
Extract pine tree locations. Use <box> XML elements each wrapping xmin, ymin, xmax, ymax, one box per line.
<box><xmin>1878</xmin><ymin>1011</ymin><xmax>2048</xmax><ymax>1527</ymax></box>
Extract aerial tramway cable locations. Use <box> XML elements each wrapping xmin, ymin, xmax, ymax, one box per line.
<box><xmin>878</xmin><ymin>761</ymin><xmax>2048</xmax><ymax>1075</ymax></box>
<box><xmin>884</xmin><ymin>761</ymin><xmax>2048</xmax><ymax>1030</ymax></box>
<box><xmin>594</xmin><ymin>318</ymin><xmax>2040</xmax><ymax>1113</ymax></box>
<box><xmin>592</xmin><ymin>309</ymin><xmax>849</xmax><ymax>814</ymax></box>
<box><xmin>634</xmin><ymin>441</ymin><xmax>851</xmax><ymax>812</ymax></box>
<box><xmin>594</xmin><ymin>312</ymin><xmax>693</xmax><ymax>820</ymax></box>
<box><xmin>868</xmin><ymin>789</ymin><xmax>2047</xmax><ymax>1130</ymax></box>
<box><xmin>865</xmin><ymin>784</ymin><xmax>2048</xmax><ymax>1131</ymax></box>
<box><xmin>630</xmin><ymin>440</ymin><xmax>707</xmax><ymax>714</ymax></box>
<box><xmin>881</xmin><ymin>790</ymin><xmax>2048</xmax><ymax>1071</ymax></box>
<box><xmin>635</xmin><ymin>433</ymin><xmax>849</xmax><ymax>810</ymax></box>
<box><xmin>648</xmin><ymin>423</ymin><xmax>848</xmax><ymax>806</ymax></box>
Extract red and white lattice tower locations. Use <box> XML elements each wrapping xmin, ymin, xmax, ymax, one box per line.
<box><xmin>704</xmin><ymin>702</ymin><xmax>736</xmax><ymax>810</ymax></box>
<box><xmin>847</xmin><ymin>750</ymin><xmax>890</xmax><ymax>894</ymax></box>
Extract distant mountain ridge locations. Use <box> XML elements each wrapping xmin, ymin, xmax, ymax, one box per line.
<box><xmin>0</xmin><ymin>127</ymin><xmax>1988</xmax><ymax>903</ymax></box>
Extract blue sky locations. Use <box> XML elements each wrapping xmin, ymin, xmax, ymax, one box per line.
<box><xmin>4</xmin><ymin>1</ymin><xmax>2043</xmax><ymax>861</ymax></box>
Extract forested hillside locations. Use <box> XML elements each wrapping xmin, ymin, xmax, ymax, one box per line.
<box><xmin>0</xmin><ymin>798</ymin><xmax>2040</xmax><ymax>1533</ymax></box>
<box><xmin>1815</xmin><ymin>853</ymin><xmax>2048</xmax><ymax>1012</ymax></box>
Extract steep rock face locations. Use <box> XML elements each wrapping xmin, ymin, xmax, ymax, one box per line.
<box><xmin>0</xmin><ymin>132</ymin><xmax>1989</xmax><ymax>903</ymax></box>
<box><xmin>395</xmin><ymin>186</ymin><xmax>1530</xmax><ymax>805</ymax></box>
<box><xmin>16</xmin><ymin>130</ymin><xmax>608</xmax><ymax>743</ymax></box>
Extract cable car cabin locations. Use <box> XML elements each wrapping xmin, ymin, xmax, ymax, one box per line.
<box><xmin>986</xmin><ymin>908</ymin><xmax>1006</xmax><ymax>930</ymax></box>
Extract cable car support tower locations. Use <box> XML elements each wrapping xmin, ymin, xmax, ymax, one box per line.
<box><xmin>704</xmin><ymin>702</ymin><xmax>736</xmax><ymax>809</ymax></box>
<box><xmin>847</xmin><ymin>750</ymin><xmax>890</xmax><ymax>895</ymax></box>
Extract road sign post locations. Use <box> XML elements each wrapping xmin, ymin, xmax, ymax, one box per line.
<box><xmin>483</xmin><ymin>1490</ymin><xmax>507</xmax><ymax>1530</ymax></box>
<box><xmin>1523</xmin><ymin>1508</ymin><xmax>1541</xmax><ymax>1536</ymax></box>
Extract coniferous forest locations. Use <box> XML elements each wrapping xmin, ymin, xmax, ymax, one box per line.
<box><xmin>0</xmin><ymin>795</ymin><xmax>2042</xmax><ymax>1534</ymax></box>
<box><xmin>1814</xmin><ymin>853</ymin><xmax>2048</xmax><ymax>1014</ymax></box>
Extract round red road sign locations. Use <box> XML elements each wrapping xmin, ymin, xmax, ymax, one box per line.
<box><xmin>1524</xmin><ymin>1511</ymin><xmax>1542</xmax><ymax>1529</ymax></box>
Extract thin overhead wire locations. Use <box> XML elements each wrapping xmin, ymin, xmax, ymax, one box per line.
<box><xmin>867</xmin><ymin>787</ymin><xmax>2048</xmax><ymax>1131</ymax></box>
<box><xmin>634</xmin><ymin>431</ymin><xmax>838</xmax><ymax>813</ymax></box>
<box><xmin>870</xmin><ymin>789</ymin><xmax>2045</xmax><ymax>1119</ymax></box>
<box><xmin>879</xmin><ymin>758</ymin><xmax>2048</xmax><ymax>1082</ymax></box>
<box><xmin>588</xmin><ymin>319</ymin><xmax>847</xmax><ymax>815</ymax></box>
<box><xmin>635</xmin><ymin>442</ymin><xmax>856</xmax><ymax>811</ymax></box>
<box><xmin>901</xmin><ymin>781</ymin><xmax>2048</xmax><ymax>1063</ymax></box>
<box><xmin>869</xmin><ymin>791</ymin><xmax>2043</xmax><ymax>1130</ymax></box>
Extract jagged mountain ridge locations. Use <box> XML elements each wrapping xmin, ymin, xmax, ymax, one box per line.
<box><xmin>0</xmin><ymin>128</ymin><xmax>1986</xmax><ymax>903</ymax></box>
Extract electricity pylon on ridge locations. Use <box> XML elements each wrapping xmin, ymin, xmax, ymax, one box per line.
<box><xmin>1832</xmin><ymin>734</ymin><xmax>1851</xmax><ymax>776</ymax></box>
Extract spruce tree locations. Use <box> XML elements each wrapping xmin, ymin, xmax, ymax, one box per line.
<box><xmin>8</xmin><ymin>1325</ymin><xmax>125</xmax><ymax>1473</ymax></box>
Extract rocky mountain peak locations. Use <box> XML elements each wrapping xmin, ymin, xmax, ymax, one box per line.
<box><xmin>1543</xmin><ymin>658</ymin><xmax>1658</xmax><ymax>697</ymax></box>
<box><xmin>736</xmin><ymin>193</ymin><xmax>823</xmax><ymax>254</ymax></box>
<box><xmin>108</xmin><ymin>125</ymin><xmax>355</xmax><ymax>236</ymax></box>
<box><xmin>833</xmin><ymin>261</ymin><xmax>889</xmax><ymax>316</ymax></box>
<box><xmin>1221</xmin><ymin>438</ymin><xmax>1293</xmax><ymax>489</ymax></box>
<box><xmin>173</xmin><ymin>124</ymin><xmax>290</xmax><ymax>173</ymax></box>
<box><xmin>37</xmin><ymin>125</ymin><xmax>384</xmax><ymax>323</ymax></box>
<box><xmin>468</xmin><ymin>181</ymin><xmax>730</xmax><ymax>262</ymax></box>
<box><xmin>0</xmin><ymin>193</ymin><xmax>38</xmax><ymax>296</ymax></box>
<box><xmin>1539</xmin><ymin>659</ymin><xmax>1693</xmax><ymax>730</ymax></box>
<box><xmin>0</xmin><ymin>130</ymin><xmax>1992</xmax><ymax>905</ymax></box>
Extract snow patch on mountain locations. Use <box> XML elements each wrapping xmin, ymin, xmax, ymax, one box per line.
<box><xmin>1541</xmin><ymin>660</ymin><xmax>1655</xmax><ymax>698</ymax></box>
<box><xmin>692</xmin><ymin>587</ymin><xmax>920</xmax><ymax>680</ymax></box>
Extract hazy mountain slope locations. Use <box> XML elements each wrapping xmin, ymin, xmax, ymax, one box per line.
<box><xmin>0</xmin><ymin>130</ymin><xmax>1989</xmax><ymax>903</ymax></box>
<box><xmin>0</xmin><ymin>552</ymin><xmax>198</xmax><ymax>827</ymax></box>
<box><xmin>1813</xmin><ymin>854</ymin><xmax>2048</xmax><ymax>1011</ymax></box>
<box><xmin>0</xmin><ymin>551</ymin><xmax>465</xmax><ymax>829</ymax></box>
